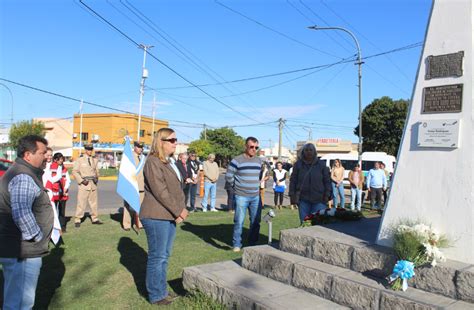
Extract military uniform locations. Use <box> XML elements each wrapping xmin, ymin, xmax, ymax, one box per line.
<box><xmin>73</xmin><ymin>145</ymin><xmax>101</xmax><ymax>224</ymax></box>
<box><xmin>123</xmin><ymin>149</ymin><xmax>145</xmax><ymax>230</ymax></box>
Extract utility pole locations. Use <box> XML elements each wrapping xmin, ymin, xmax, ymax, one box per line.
<box><xmin>278</xmin><ymin>118</ymin><xmax>285</xmax><ymax>160</ymax></box>
<box><xmin>303</xmin><ymin>126</ymin><xmax>313</xmax><ymax>141</ymax></box>
<box><xmin>151</xmin><ymin>92</ymin><xmax>156</xmax><ymax>139</ymax></box>
<box><xmin>79</xmin><ymin>99</ymin><xmax>84</xmax><ymax>156</ymax></box>
<box><xmin>137</xmin><ymin>44</ymin><xmax>153</xmax><ymax>142</ymax></box>
<box><xmin>203</xmin><ymin>124</ymin><xmax>207</xmax><ymax>140</ymax></box>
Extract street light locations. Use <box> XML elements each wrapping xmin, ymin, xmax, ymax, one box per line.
<box><xmin>308</xmin><ymin>25</ymin><xmax>363</xmax><ymax>164</ymax></box>
<box><xmin>137</xmin><ymin>44</ymin><xmax>154</xmax><ymax>142</ymax></box>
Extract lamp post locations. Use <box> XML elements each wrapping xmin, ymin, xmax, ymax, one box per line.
<box><xmin>137</xmin><ymin>44</ymin><xmax>153</xmax><ymax>142</ymax></box>
<box><xmin>308</xmin><ymin>26</ymin><xmax>363</xmax><ymax>164</ymax></box>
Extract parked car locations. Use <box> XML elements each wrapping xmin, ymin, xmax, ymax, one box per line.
<box><xmin>0</xmin><ymin>158</ymin><xmax>13</xmax><ymax>177</ymax></box>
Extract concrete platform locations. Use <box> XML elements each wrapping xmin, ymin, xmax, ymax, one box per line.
<box><xmin>279</xmin><ymin>225</ymin><xmax>474</xmax><ymax>303</ymax></box>
<box><xmin>182</xmin><ymin>260</ymin><xmax>348</xmax><ymax>310</ymax></box>
<box><xmin>243</xmin><ymin>245</ymin><xmax>474</xmax><ymax>310</ymax></box>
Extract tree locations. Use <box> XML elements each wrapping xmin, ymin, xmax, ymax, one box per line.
<box><xmin>188</xmin><ymin>139</ymin><xmax>213</xmax><ymax>161</ymax></box>
<box><xmin>201</xmin><ymin>127</ymin><xmax>245</xmax><ymax>166</ymax></box>
<box><xmin>354</xmin><ymin>96</ymin><xmax>408</xmax><ymax>156</ymax></box>
<box><xmin>9</xmin><ymin>120</ymin><xmax>46</xmax><ymax>149</ymax></box>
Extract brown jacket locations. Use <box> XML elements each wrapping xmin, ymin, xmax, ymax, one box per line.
<box><xmin>139</xmin><ymin>156</ymin><xmax>185</xmax><ymax>221</ymax></box>
<box><xmin>348</xmin><ymin>170</ymin><xmax>365</xmax><ymax>189</ymax></box>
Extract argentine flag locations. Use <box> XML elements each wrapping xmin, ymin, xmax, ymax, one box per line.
<box><xmin>117</xmin><ymin>137</ymin><xmax>145</xmax><ymax>212</ymax></box>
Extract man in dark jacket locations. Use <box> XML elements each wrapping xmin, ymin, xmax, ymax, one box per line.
<box><xmin>0</xmin><ymin>135</ymin><xmax>54</xmax><ymax>309</ymax></box>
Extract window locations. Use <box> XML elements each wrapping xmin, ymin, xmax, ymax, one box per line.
<box><xmin>362</xmin><ymin>160</ymin><xmax>377</xmax><ymax>171</ymax></box>
<box><xmin>140</xmin><ymin>130</ymin><xmax>145</xmax><ymax>138</ymax></box>
<box><xmin>81</xmin><ymin>132</ymin><xmax>89</xmax><ymax>141</ymax></box>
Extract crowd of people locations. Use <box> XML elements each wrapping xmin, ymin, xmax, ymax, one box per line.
<box><xmin>0</xmin><ymin>130</ymin><xmax>391</xmax><ymax>307</ymax></box>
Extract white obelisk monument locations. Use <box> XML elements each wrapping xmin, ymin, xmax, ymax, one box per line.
<box><xmin>377</xmin><ymin>0</ymin><xmax>474</xmax><ymax>264</ymax></box>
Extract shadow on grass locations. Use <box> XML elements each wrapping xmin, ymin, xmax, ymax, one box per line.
<box><xmin>34</xmin><ymin>247</ymin><xmax>66</xmax><ymax>309</ymax></box>
<box><xmin>117</xmin><ymin>237</ymin><xmax>148</xmax><ymax>300</ymax></box>
<box><xmin>180</xmin><ymin>222</ymin><xmax>268</xmax><ymax>250</ymax></box>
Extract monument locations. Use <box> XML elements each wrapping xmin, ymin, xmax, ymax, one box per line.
<box><xmin>377</xmin><ymin>0</ymin><xmax>474</xmax><ymax>264</ymax></box>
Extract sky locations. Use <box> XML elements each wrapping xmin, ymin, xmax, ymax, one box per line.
<box><xmin>0</xmin><ymin>0</ymin><xmax>432</xmax><ymax>149</ymax></box>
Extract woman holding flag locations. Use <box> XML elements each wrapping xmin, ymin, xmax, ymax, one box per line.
<box><xmin>139</xmin><ymin>128</ymin><xmax>188</xmax><ymax>305</ymax></box>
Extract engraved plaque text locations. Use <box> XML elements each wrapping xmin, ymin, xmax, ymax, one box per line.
<box><xmin>422</xmin><ymin>84</ymin><xmax>463</xmax><ymax>113</ymax></box>
<box><xmin>425</xmin><ymin>51</ymin><xmax>463</xmax><ymax>80</ymax></box>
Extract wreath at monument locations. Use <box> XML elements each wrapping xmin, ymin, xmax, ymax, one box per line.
<box><xmin>301</xmin><ymin>208</ymin><xmax>362</xmax><ymax>227</ymax></box>
<box><xmin>388</xmin><ymin>222</ymin><xmax>449</xmax><ymax>291</ymax></box>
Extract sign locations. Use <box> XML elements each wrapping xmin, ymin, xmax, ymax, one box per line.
<box><xmin>417</xmin><ymin>119</ymin><xmax>460</xmax><ymax>148</ymax></box>
<box><xmin>425</xmin><ymin>51</ymin><xmax>464</xmax><ymax>80</ymax></box>
<box><xmin>422</xmin><ymin>84</ymin><xmax>463</xmax><ymax>113</ymax></box>
<box><xmin>316</xmin><ymin>138</ymin><xmax>340</xmax><ymax>146</ymax></box>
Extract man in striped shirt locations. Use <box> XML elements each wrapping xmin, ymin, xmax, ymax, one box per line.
<box><xmin>226</xmin><ymin>137</ymin><xmax>263</xmax><ymax>252</ymax></box>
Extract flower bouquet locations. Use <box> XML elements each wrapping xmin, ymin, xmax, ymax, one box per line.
<box><xmin>301</xmin><ymin>208</ymin><xmax>362</xmax><ymax>227</ymax></box>
<box><xmin>389</xmin><ymin>222</ymin><xmax>449</xmax><ymax>291</ymax></box>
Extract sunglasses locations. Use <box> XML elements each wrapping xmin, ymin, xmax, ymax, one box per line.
<box><xmin>248</xmin><ymin>145</ymin><xmax>259</xmax><ymax>150</ymax></box>
<box><xmin>161</xmin><ymin>138</ymin><xmax>178</xmax><ymax>143</ymax></box>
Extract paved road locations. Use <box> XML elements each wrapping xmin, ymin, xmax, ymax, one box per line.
<box><xmin>66</xmin><ymin>172</ymin><xmax>291</xmax><ymax>217</ymax></box>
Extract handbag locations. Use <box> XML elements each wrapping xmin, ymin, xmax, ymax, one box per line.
<box><xmin>274</xmin><ymin>185</ymin><xmax>285</xmax><ymax>193</ymax></box>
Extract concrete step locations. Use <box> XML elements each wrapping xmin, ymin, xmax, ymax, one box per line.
<box><xmin>279</xmin><ymin>225</ymin><xmax>474</xmax><ymax>303</ymax></box>
<box><xmin>242</xmin><ymin>245</ymin><xmax>474</xmax><ymax>310</ymax></box>
<box><xmin>182</xmin><ymin>260</ymin><xmax>349</xmax><ymax>310</ymax></box>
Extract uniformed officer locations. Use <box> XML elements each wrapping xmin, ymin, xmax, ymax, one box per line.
<box><xmin>72</xmin><ymin>144</ymin><xmax>102</xmax><ymax>227</ymax></box>
<box><xmin>122</xmin><ymin>141</ymin><xmax>145</xmax><ymax>231</ymax></box>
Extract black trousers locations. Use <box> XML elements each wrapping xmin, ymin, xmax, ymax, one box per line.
<box><xmin>188</xmin><ymin>183</ymin><xmax>197</xmax><ymax>209</ymax></box>
<box><xmin>55</xmin><ymin>200</ymin><xmax>67</xmax><ymax>228</ymax></box>
<box><xmin>370</xmin><ymin>187</ymin><xmax>383</xmax><ymax>209</ymax></box>
<box><xmin>274</xmin><ymin>192</ymin><xmax>284</xmax><ymax>205</ymax></box>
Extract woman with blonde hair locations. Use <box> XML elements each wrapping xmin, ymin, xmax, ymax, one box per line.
<box><xmin>331</xmin><ymin>159</ymin><xmax>345</xmax><ymax>208</ymax></box>
<box><xmin>139</xmin><ymin>128</ymin><xmax>188</xmax><ymax>305</ymax></box>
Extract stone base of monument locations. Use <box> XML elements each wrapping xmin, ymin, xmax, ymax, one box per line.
<box><xmin>182</xmin><ymin>225</ymin><xmax>474</xmax><ymax>309</ymax></box>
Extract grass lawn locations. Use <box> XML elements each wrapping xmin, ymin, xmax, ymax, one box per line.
<box><xmin>1</xmin><ymin>206</ymin><xmax>380</xmax><ymax>309</ymax></box>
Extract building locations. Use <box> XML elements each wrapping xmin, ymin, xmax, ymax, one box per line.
<box><xmin>296</xmin><ymin>138</ymin><xmax>358</xmax><ymax>157</ymax></box>
<box><xmin>259</xmin><ymin>144</ymin><xmax>297</xmax><ymax>163</ymax></box>
<box><xmin>71</xmin><ymin>113</ymin><xmax>168</xmax><ymax>167</ymax></box>
<box><xmin>35</xmin><ymin>118</ymin><xmax>74</xmax><ymax>157</ymax></box>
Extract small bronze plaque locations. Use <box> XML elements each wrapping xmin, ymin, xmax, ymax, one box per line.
<box><xmin>425</xmin><ymin>51</ymin><xmax>463</xmax><ymax>80</ymax></box>
<box><xmin>422</xmin><ymin>84</ymin><xmax>463</xmax><ymax>113</ymax></box>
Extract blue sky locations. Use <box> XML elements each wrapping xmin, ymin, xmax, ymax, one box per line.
<box><xmin>0</xmin><ymin>0</ymin><xmax>432</xmax><ymax>148</ymax></box>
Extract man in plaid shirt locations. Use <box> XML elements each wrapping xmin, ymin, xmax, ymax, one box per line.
<box><xmin>0</xmin><ymin>135</ymin><xmax>54</xmax><ymax>309</ymax></box>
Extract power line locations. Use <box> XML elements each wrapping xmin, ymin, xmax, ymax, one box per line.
<box><xmin>214</xmin><ymin>0</ymin><xmax>346</xmax><ymax>60</ymax></box>
<box><xmin>154</xmin><ymin>41</ymin><xmax>421</xmax><ymax>91</ymax></box>
<box><xmin>79</xmin><ymin>0</ymin><xmax>261</xmax><ymax>123</ymax></box>
<box><xmin>119</xmin><ymin>0</ymin><xmax>268</xmax><ymax>118</ymax></box>
<box><xmin>320</xmin><ymin>0</ymin><xmax>414</xmax><ymax>81</ymax></box>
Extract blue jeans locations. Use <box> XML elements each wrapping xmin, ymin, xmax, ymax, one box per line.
<box><xmin>298</xmin><ymin>200</ymin><xmax>327</xmax><ymax>223</ymax></box>
<box><xmin>350</xmin><ymin>187</ymin><xmax>362</xmax><ymax>211</ymax></box>
<box><xmin>332</xmin><ymin>182</ymin><xmax>345</xmax><ymax>208</ymax></box>
<box><xmin>142</xmin><ymin>218</ymin><xmax>176</xmax><ymax>304</ymax></box>
<box><xmin>201</xmin><ymin>182</ymin><xmax>217</xmax><ymax>211</ymax></box>
<box><xmin>233</xmin><ymin>195</ymin><xmax>261</xmax><ymax>248</ymax></box>
<box><xmin>0</xmin><ymin>256</ymin><xmax>42</xmax><ymax>310</ymax></box>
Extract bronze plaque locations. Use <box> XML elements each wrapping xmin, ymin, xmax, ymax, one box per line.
<box><xmin>425</xmin><ymin>51</ymin><xmax>463</xmax><ymax>80</ymax></box>
<box><xmin>422</xmin><ymin>84</ymin><xmax>463</xmax><ymax>113</ymax></box>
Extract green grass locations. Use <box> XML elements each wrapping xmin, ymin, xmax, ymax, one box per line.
<box><xmin>67</xmin><ymin>168</ymin><xmax>118</xmax><ymax>177</ymax></box>
<box><xmin>0</xmin><ymin>206</ymin><xmax>380</xmax><ymax>309</ymax></box>
<box><xmin>27</xmin><ymin>207</ymin><xmax>300</xmax><ymax>309</ymax></box>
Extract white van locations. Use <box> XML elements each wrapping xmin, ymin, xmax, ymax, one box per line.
<box><xmin>319</xmin><ymin>152</ymin><xmax>396</xmax><ymax>186</ymax></box>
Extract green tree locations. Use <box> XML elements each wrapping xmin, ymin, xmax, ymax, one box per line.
<box><xmin>9</xmin><ymin>120</ymin><xmax>46</xmax><ymax>149</ymax></box>
<box><xmin>188</xmin><ymin>139</ymin><xmax>213</xmax><ymax>160</ymax></box>
<box><xmin>354</xmin><ymin>96</ymin><xmax>408</xmax><ymax>156</ymax></box>
<box><xmin>201</xmin><ymin>127</ymin><xmax>245</xmax><ymax>166</ymax></box>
